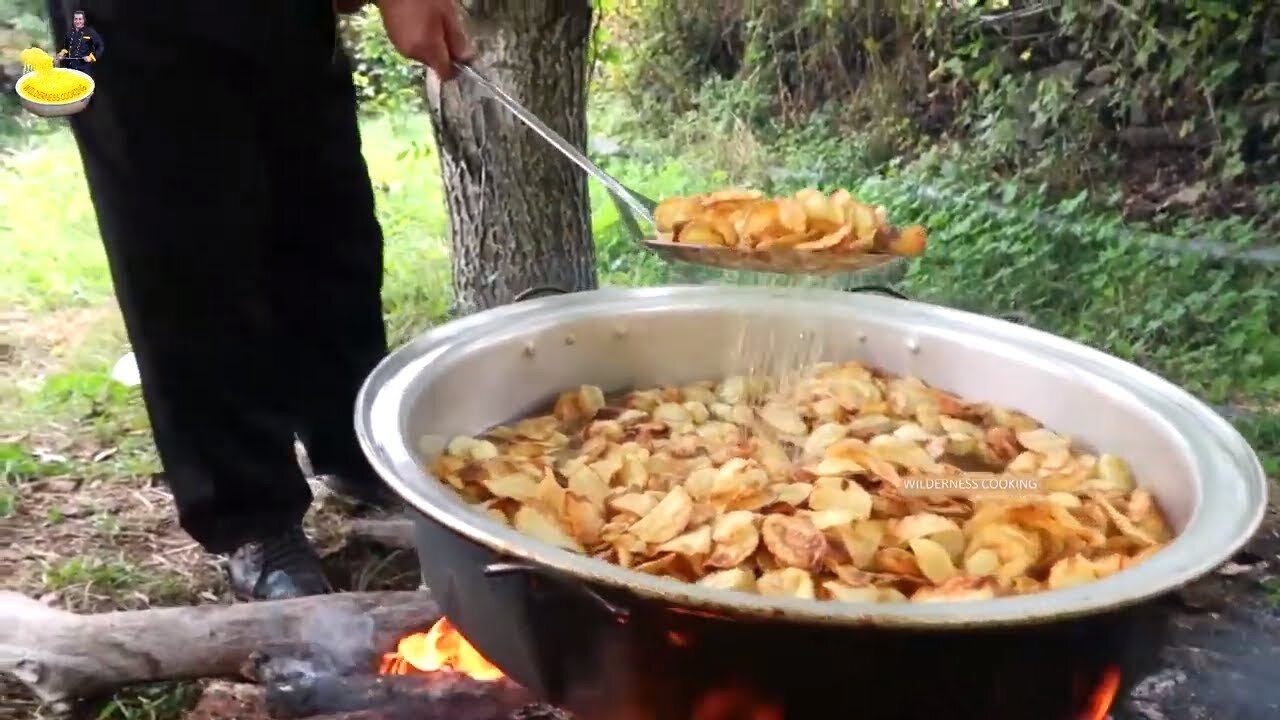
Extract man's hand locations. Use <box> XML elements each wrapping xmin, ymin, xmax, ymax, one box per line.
<box><xmin>57</xmin><ymin>49</ymin><xmax>68</xmax><ymax>57</ymax></box>
<box><xmin>375</xmin><ymin>0</ymin><xmax>472</xmax><ymax>81</ymax></box>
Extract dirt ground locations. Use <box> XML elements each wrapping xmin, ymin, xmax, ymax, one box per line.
<box><xmin>0</xmin><ymin>306</ymin><xmax>421</xmax><ymax>719</ymax></box>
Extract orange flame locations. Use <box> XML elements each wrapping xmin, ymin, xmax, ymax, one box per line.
<box><xmin>1080</xmin><ymin>666</ymin><xmax>1121</xmax><ymax>720</ymax></box>
<box><xmin>378</xmin><ymin>616</ymin><xmax>505</xmax><ymax>681</ymax></box>
<box><xmin>692</xmin><ymin>686</ymin><xmax>784</xmax><ymax>720</ymax></box>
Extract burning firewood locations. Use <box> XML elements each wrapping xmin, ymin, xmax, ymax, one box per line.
<box><xmin>0</xmin><ymin>590</ymin><xmax>441</xmax><ymax>712</ymax></box>
<box><xmin>261</xmin><ymin>672</ymin><xmax>563</xmax><ymax>720</ymax></box>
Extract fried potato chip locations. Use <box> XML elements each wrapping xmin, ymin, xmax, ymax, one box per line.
<box><xmin>481</xmin><ymin>472</ymin><xmax>541</xmax><ymax>502</ymax></box>
<box><xmin>757</xmin><ymin>567</ymin><xmax>816</xmax><ymax>599</ymax></box>
<box><xmin>704</xmin><ymin>188</ymin><xmax>763</xmax><ymax>204</ymax></box>
<box><xmin>629</xmin><ymin>485</ymin><xmax>694</xmax><ymax>544</ymax></box>
<box><xmin>514</xmin><ymin>505</ymin><xmax>583</xmax><ymax>552</ymax></box>
<box><xmin>759</xmin><ymin>403</ymin><xmax>807</xmax><ymax>436</ymax></box>
<box><xmin>654</xmin><ymin>197</ymin><xmax>703</xmax><ymax>233</ymax></box>
<box><xmin>832</xmin><ymin>520</ymin><xmax>886</xmax><ymax>569</ymax></box>
<box><xmin>676</xmin><ymin>219</ymin><xmax>728</xmax><ymax>247</ymax></box>
<box><xmin>657</xmin><ymin>524</ymin><xmax>713</xmax><ymax>556</ymax></box>
<box><xmin>654</xmin><ymin>187</ymin><xmax>928</xmax><ymax>263</ymax></box>
<box><xmin>822</xmin><ymin>580</ymin><xmax>881</xmax><ymax>603</ymax></box>
<box><xmin>438</xmin><ymin>359</ymin><xmax>1173</xmax><ymax>605</ymax></box>
<box><xmin>565</xmin><ymin>493</ymin><xmax>605</xmax><ymax>545</ymax></box>
<box><xmin>908</xmin><ymin>537</ymin><xmax>958</xmax><ymax>584</ymax></box>
<box><xmin>808</xmin><ymin>477</ymin><xmax>873</xmax><ymax>519</ymax></box>
<box><xmin>888</xmin><ymin>225</ymin><xmax>928</xmax><ymax>257</ymax></box>
<box><xmin>794</xmin><ymin>188</ymin><xmax>844</xmax><ymax>230</ymax></box>
<box><xmin>706</xmin><ymin>510</ymin><xmax>761</xmax><ymax>568</ymax></box>
<box><xmin>761</xmin><ymin>514</ymin><xmax>828</xmax><ymax>570</ymax></box>
<box><xmin>794</xmin><ymin>223</ymin><xmax>850</xmax><ymax>251</ymax></box>
<box><xmin>700</xmin><ymin>567</ymin><xmax>758</xmax><ymax>593</ymax></box>
<box><xmin>912</xmin><ymin>576</ymin><xmax>997</xmax><ymax>603</ymax></box>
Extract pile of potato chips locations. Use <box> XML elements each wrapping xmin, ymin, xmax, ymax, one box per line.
<box><xmin>653</xmin><ymin>188</ymin><xmax>927</xmax><ymax>257</ymax></box>
<box><xmin>429</xmin><ymin>361</ymin><xmax>1172</xmax><ymax>604</ymax></box>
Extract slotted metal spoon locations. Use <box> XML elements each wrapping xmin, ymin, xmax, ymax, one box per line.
<box><xmin>455</xmin><ymin>61</ymin><xmax>902</xmax><ymax>277</ymax></box>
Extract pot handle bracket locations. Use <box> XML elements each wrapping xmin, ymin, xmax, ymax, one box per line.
<box><xmin>846</xmin><ymin>285</ymin><xmax>1036</xmax><ymax>327</ymax></box>
<box><xmin>513</xmin><ymin>285</ymin><xmax>572</xmax><ymax>302</ymax></box>
<box><xmin>844</xmin><ymin>284</ymin><xmax>909</xmax><ymax>300</ymax></box>
<box><xmin>484</xmin><ymin>560</ymin><xmax>632</xmax><ymax>623</ymax></box>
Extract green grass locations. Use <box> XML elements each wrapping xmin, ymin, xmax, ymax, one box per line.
<box><xmin>1266</xmin><ymin>577</ymin><xmax>1280</xmax><ymax>607</ymax></box>
<box><xmin>0</xmin><ymin>131</ymin><xmax>108</xmax><ymax>310</ymax></box>
<box><xmin>94</xmin><ymin>684</ymin><xmax>202</xmax><ymax>720</ymax></box>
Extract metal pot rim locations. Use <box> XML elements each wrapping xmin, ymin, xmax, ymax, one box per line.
<box><xmin>356</xmin><ymin>286</ymin><xmax>1268</xmax><ymax>628</ymax></box>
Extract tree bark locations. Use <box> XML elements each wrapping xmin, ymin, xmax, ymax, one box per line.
<box><xmin>427</xmin><ymin>0</ymin><xmax>598</xmax><ymax>315</ymax></box>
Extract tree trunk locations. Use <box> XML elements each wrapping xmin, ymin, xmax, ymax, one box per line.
<box><xmin>427</xmin><ymin>0</ymin><xmax>598</xmax><ymax>315</ymax></box>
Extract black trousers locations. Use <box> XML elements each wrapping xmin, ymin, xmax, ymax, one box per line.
<box><xmin>52</xmin><ymin>1</ymin><xmax>389</xmax><ymax>553</ymax></box>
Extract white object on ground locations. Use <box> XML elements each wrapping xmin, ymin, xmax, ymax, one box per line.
<box><xmin>110</xmin><ymin>351</ymin><xmax>141</xmax><ymax>387</ymax></box>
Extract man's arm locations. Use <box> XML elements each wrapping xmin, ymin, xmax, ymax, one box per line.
<box><xmin>57</xmin><ymin>31</ymin><xmax>68</xmax><ymax>57</ymax></box>
<box><xmin>86</xmin><ymin>28</ymin><xmax>104</xmax><ymax>61</ymax></box>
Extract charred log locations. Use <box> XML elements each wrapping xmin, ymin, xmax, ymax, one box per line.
<box><xmin>190</xmin><ymin>679</ymin><xmax>573</xmax><ymax>720</ymax></box>
<box><xmin>303</xmin><ymin>707</ymin><xmax>570</xmax><ymax>720</ymax></box>
<box><xmin>262</xmin><ymin>671</ymin><xmax>560</xmax><ymax>720</ymax></box>
<box><xmin>0</xmin><ymin>590</ymin><xmax>440</xmax><ymax>710</ymax></box>
<box><xmin>427</xmin><ymin>0</ymin><xmax>598</xmax><ymax>315</ymax></box>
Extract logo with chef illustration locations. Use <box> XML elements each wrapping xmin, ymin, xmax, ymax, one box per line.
<box><xmin>15</xmin><ymin>9</ymin><xmax>102</xmax><ymax>117</ymax></box>
<box><xmin>58</xmin><ymin>10</ymin><xmax>104</xmax><ymax>73</ymax></box>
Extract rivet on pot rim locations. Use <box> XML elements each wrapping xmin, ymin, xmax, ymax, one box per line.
<box><xmin>906</xmin><ymin>338</ymin><xmax>921</xmax><ymax>354</ymax></box>
<box><xmin>522</xmin><ymin>342</ymin><xmax>536</xmax><ymax>357</ymax></box>
<box><xmin>613</xmin><ymin>325</ymin><xmax>628</xmax><ymax>339</ymax></box>
<box><xmin>857</xmin><ymin>332</ymin><xmax>868</xmax><ymax>343</ymax></box>
<box><xmin>564</xmin><ymin>334</ymin><xmax>576</xmax><ymax>346</ymax></box>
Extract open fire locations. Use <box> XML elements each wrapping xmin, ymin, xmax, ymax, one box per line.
<box><xmin>1082</xmin><ymin>667</ymin><xmax>1122</xmax><ymax>720</ymax></box>
<box><xmin>377</xmin><ymin>616</ymin><xmax>1125</xmax><ymax>720</ymax></box>
<box><xmin>379</xmin><ymin>616</ymin><xmax>505</xmax><ymax>681</ymax></box>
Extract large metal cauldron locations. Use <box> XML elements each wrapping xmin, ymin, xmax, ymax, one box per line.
<box><xmin>355</xmin><ymin>286</ymin><xmax>1267</xmax><ymax>720</ymax></box>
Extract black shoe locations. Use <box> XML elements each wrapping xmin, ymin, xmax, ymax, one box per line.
<box><xmin>227</xmin><ymin>526</ymin><xmax>332</xmax><ymax>600</ymax></box>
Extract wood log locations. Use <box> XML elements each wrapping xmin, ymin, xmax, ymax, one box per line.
<box><xmin>191</xmin><ymin>680</ymin><xmax>572</xmax><ymax>720</ymax></box>
<box><xmin>349</xmin><ymin>518</ymin><xmax>416</xmax><ymax>550</ymax></box>
<box><xmin>0</xmin><ymin>590</ymin><xmax>441</xmax><ymax>710</ymax></box>
<box><xmin>263</xmin><ymin>671</ymin><xmax>564</xmax><ymax>720</ymax></box>
<box><xmin>304</xmin><ymin>705</ymin><xmax>570</xmax><ymax>720</ymax></box>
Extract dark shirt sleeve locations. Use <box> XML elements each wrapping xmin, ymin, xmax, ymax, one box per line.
<box><xmin>87</xmin><ymin>28</ymin><xmax>104</xmax><ymax>61</ymax></box>
<box><xmin>57</xmin><ymin>30</ymin><xmax>71</xmax><ymax>56</ymax></box>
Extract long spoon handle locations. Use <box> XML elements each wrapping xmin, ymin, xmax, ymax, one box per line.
<box><xmin>453</xmin><ymin>61</ymin><xmax>656</xmax><ymax>234</ymax></box>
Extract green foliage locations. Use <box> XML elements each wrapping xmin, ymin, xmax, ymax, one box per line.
<box><xmin>588</xmin><ymin>0</ymin><xmax>1279</xmax><ymax>411</ymax></box>
<box><xmin>860</xmin><ymin>166</ymin><xmax>1280</xmax><ymax>403</ymax></box>
<box><xmin>1235</xmin><ymin>413</ymin><xmax>1280</xmax><ymax>476</ymax></box>
<box><xmin>599</xmin><ymin>0</ymin><xmax>1280</xmax><ymax>191</ymax></box>
<box><xmin>932</xmin><ymin>0</ymin><xmax>1280</xmax><ymax>186</ymax></box>
<box><xmin>588</xmin><ymin>96</ymin><xmax>1279</xmax><ymax>406</ymax></box>
<box><xmin>0</xmin><ymin>441</ymin><xmax>73</xmax><ymax>482</ymax></box>
<box><xmin>338</xmin><ymin>5</ymin><xmax>425</xmax><ymax>115</ymax></box>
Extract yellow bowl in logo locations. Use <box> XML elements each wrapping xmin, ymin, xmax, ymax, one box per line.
<box><xmin>15</xmin><ymin>68</ymin><xmax>96</xmax><ymax>117</ymax></box>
